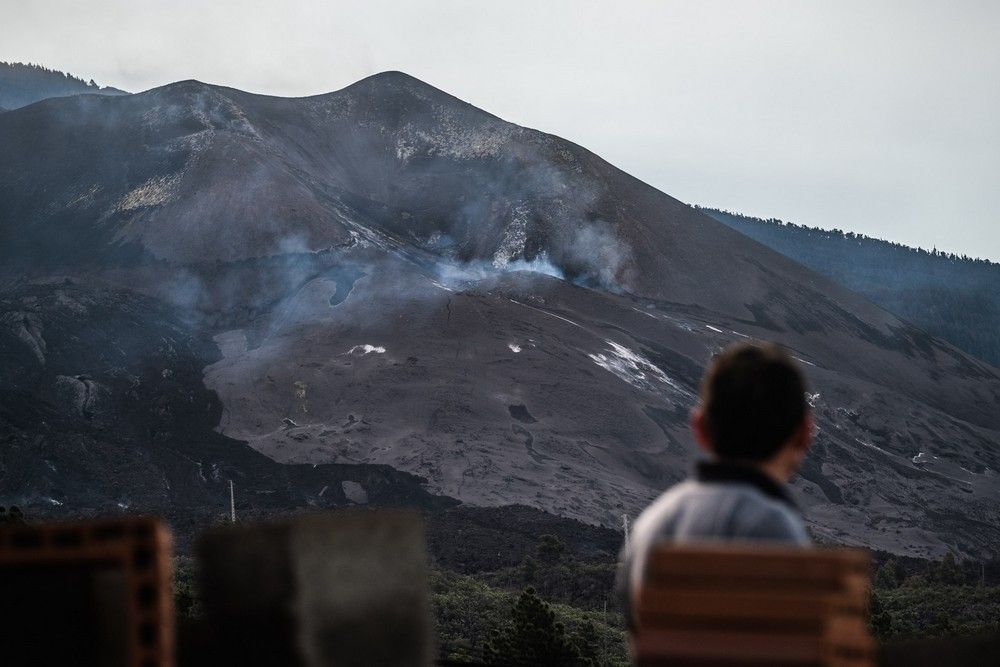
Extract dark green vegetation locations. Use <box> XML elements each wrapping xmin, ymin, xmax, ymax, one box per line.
<box><xmin>433</xmin><ymin>532</ymin><xmax>624</xmax><ymax>664</ymax></box>
<box><xmin>701</xmin><ymin>207</ymin><xmax>1000</xmax><ymax>367</ymax></box>
<box><xmin>481</xmin><ymin>587</ymin><xmax>607</xmax><ymax>666</ymax></box>
<box><xmin>872</xmin><ymin>553</ymin><xmax>1000</xmax><ymax>641</ymax></box>
<box><xmin>433</xmin><ymin>574</ymin><xmax>625</xmax><ymax>666</ymax></box>
<box><xmin>0</xmin><ymin>62</ymin><xmax>126</xmax><ymax>110</ymax></box>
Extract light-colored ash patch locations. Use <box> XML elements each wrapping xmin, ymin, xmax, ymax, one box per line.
<box><xmin>493</xmin><ymin>205</ymin><xmax>530</xmax><ymax>268</ymax></box>
<box><xmin>346</xmin><ymin>344</ymin><xmax>386</xmax><ymax>355</ymax></box>
<box><xmin>588</xmin><ymin>340</ymin><xmax>688</xmax><ymax>396</ymax></box>
<box><xmin>114</xmin><ymin>172</ymin><xmax>184</xmax><ymax>212</ymax></box>
<box><xmin>341</xmin><ymin>480</ymin><xmax>369</xmax><ymax>504</ymax></box>
<box><xmin>395</xmin><ymin>109</ymin><xmax>517</xmax><ymax>161</ymax></box>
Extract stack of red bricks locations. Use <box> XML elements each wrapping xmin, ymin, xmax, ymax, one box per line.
<box><xmin>0</xmin><ymin>516</ymin><xmax>173</xmax><ymax>667</ymax></box>
<box><xmin>633</xmin><ymin>545</ymin><xmax>875</xmax><ymax>667</ymax></box>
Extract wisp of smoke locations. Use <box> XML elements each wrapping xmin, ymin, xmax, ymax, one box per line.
<box><xmin>435</xmin><ymin>253</ymin><xmax>564</xmax><ymax>286</ymax></box>
<box><xmin>559</xmin><ymin>220</ymin><xmax>633</xmax><ymax>291</ymax></box>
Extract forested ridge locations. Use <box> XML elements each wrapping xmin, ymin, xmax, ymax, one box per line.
<box><xmin>0</xmin><ymin>61</ymin><xmax>126</xmax><ymax>110</ymax></box>
<box><xmin>701</xmin><ymin>207</ymin><xmax>1000</xmax><ymax>367</ymax></box>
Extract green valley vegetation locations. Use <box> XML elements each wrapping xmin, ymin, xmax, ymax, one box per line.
<box><xmin>871</xmin><ymin>553</ymin><xmax>1000</xmax><ymax>640</ymax></box>
<box><xmin>434</xmin><ymin>575</ymin><xmax>625</xmax><ymax>666</ymax></box>
<box><xmin>431</xmin><ymin>533</ymin><xmax>626</xmax><ymax>665</ymax></box>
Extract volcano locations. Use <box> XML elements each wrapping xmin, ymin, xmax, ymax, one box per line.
<box><xmin>1</xmin><ymin>71</ymin><xmax>999</xmax><ymax>558</ymax></box>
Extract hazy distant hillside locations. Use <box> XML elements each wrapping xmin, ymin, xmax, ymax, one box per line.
<box><xmin>702</xmin><ymin>207</ymin><xmax>1000</xmax><ymax>367</ymax></box>
<box><xmin>0</xmin><ymin>61</ymin><xmax>127</xmax><ymax>109</ymax></box>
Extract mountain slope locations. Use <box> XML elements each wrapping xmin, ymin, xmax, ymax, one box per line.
<box><xmin>701</xmin><ymin>207</ymin><xmax>1000</xmax><ymax>367</ymax></box>
<box><xmin>0</xmin><ymin>61</ymin><xmax>127</xmax><ymax>110</ymax></box>
<box><xmin>1</xmin><ymin>72</ymin><xmax>999</xmax><ymax>558</ymax></box>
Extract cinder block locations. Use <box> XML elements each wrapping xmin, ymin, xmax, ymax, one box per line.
<box><xmin>197</xmin><ymin>509</ymin><xmax>433</xmax><ymax>667</ymax></box>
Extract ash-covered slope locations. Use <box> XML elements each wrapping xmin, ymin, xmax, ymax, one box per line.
<box><xmin>0</xmin><ymin>282</ymin><xmax>450</xmax><ymax>525</ymax></box>
<box><xmin>1</xmin><ymin>72</ymin><xmax>999</xmax><ymax>558</ymax></box>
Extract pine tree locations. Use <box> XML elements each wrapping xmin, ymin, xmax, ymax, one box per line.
<box><xmin>929</xmin><ymin>552</ymin><xmax>965</xmax><ymax>585</ymax></box>
<box><xmin>874</xmin><ymin>558</ymin><xmax>904</xmax><ymax>589</ymax></box>
<box><xmin>570</xmin><ymin>619</ymin><xmax>601</xmax><ymax>666</ymax></box>
<box><xmin>521</xmin><ymin>555</ymin><xmax>538</xmax><ymax>584</ymax></box>
<box><xmin>536</xmin><ymin>534</ymin><xmax>567</xmax><ymax>565</ymax></box>
<box><xmin>484</xmin><ymin>587</ymin><xmax>581</xmax><ymax>666</ymax></box>
<box><xmin>868</xmin><ymin>591</ymin><xmax>893</xmax><ymax>640</ymax></box>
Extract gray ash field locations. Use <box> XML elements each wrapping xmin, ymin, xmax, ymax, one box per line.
<box><xmin>1</xmin><ymin>72</ymin><xmax>999</xmax><ymax>558</ymax></box>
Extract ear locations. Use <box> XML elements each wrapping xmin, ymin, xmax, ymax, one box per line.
<box><xmin>690</xmin><ymin>406</ymin><xmax>714</xmax><ymax>455</ymax></box>
<box><xmin>792</xmin><ymin>411</ymin><xmax>814</xmax><ymax>452</ymax></box>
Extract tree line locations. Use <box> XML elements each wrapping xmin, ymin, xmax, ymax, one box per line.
<box><xmin>700</xmin><ymin>207</ymin><xmax>1000</xmax><ymax>367</ymax></box>
<box><xmin>0</xmin><ymin>61</ymin><xmax>126</xmax><ymax>110</ymax></box>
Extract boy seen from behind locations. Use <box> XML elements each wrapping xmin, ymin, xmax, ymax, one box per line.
<box><xmin>619</xmin><ymin>342</ymin><xmax>814</xmax><ymax>618</ymax></box>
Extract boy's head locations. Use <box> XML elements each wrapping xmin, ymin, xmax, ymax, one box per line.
<box><xmin>691</xmin><ymin>342</ymin><xmax>812</xmax><ymax>480</ymax></box>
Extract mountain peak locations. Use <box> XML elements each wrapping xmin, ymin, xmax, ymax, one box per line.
<box><xmin>336</xmin><ymin>70</ymin><xmax>472</xmax><ymax>109</ymax></box>
<box><xmin>147</xmin><ymin>79</ymin><xmax>217</xmax><ymax>95</ymax></box>
<box><xmin>356</xmin><ymin>70</ymin><xmax>426</xmax><ymax>86</ymax></box>
<box><xmin>349</xmin><ymin>70</ymin><xmax>437</xmax><ymax>92</ymax></box>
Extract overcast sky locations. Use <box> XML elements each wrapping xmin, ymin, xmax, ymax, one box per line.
<box><xmin>4</xmin><ymin>0</ymin><xmax>999</xmax><ymax>259</ymax></box>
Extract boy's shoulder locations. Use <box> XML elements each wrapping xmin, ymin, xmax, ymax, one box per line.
<box><xmin>633</xmin><ymin>475</ymin><xmax>809</xmax><ymax>546</ymax></box>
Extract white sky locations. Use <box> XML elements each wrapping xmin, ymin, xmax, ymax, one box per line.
<box><xmin>3</xmin><ymin>0</ymin><xmax>999</xmax><ymax>259</ymax></box>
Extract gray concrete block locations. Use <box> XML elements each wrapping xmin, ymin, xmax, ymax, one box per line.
<box><xmin>198</xmin><ymin>509</ymin><xmax>433</xmax><ymax>667</ymax></box>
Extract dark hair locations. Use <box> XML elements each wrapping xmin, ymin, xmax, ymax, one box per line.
<box><xmin>699</xmin><ymin>342</ymin><xmax>808</xmax><ymax>462</ymax></box>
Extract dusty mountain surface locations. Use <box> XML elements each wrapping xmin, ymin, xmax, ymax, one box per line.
<box><xmin>1</xmin><ymin>72</ymin><xmax>998</xmax><ymax>558</ymax></box>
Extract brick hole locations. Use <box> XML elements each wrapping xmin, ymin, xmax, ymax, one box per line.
<box><xmin>138</xmin><ymin>621</ymin><xmax>157</xmax><ymax>647</ymax></box>
<box><xmin>132</xmin><ymin>523</ymin><xmax>153</xmax><ymax>539</ymax></box>
<box><xmin>52</xmin><ymin>530</ymin><xmax>84</xmax><ymax>548</ymax></box>
<box><xmin>133</xmin><ymin>546</ymin><xmax>154</xmax><ymax>570</ymax></box>
<box><xmin>136</xmin><ymin>583</ymin><xmax>156</xmax><ymax>608</ymax></box>
<box><xmin>93</xmin><ymin>524</ymin><xmax>126</xmax><ymax>541</ymax></box>
<box><xmin>10</xmin><ymin>530</ymin><xmax>43</xmax><ymax>549</ymax></box>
